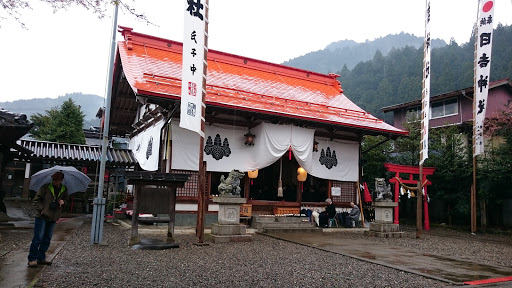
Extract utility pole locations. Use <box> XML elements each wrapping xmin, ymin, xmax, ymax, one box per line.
<box><xmin>91</xmin><ymin>2</ymin><xmax>119</xmax><ymax>244</ymax></box>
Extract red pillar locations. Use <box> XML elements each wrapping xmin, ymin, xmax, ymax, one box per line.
<box><xmin>423</xmin><ymin>178</ymin><xmax>430</xmax><ymax>231</ymax></box>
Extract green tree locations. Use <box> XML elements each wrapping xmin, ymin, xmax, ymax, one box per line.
<box><xmin>30</xmin><ymin>99</ymin><xmax>86</xmax><ymax>144</ymax></box>
<box><xmin>425</xmin><ymin>125</ymin><xmax>472</xmax><ymax>225</ymax></box>
<box><xmin>478</xmin><ymin>103</ymin><xmax>512</xmax><ymax>226</ymax></box>
<box><xmin>361</xmin><ymin>135</ymin><xmax>394</xmax><ymax>185</ymax></box>
<box><xmin>392</xmin><ymin>120</ymin><xmax>421</xmax><ymax>166</ymax></box>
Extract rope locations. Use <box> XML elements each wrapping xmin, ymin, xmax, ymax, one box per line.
<box><xmin>393</xmin><ymin>177</ymin><xmax>428</xmax><ymax>191</ymax></box>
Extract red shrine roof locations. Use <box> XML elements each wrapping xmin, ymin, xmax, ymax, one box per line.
<box><xmin>116</xmin><ymin>26</ymin><xmax>406</xmax><ymax>136</ymax></box>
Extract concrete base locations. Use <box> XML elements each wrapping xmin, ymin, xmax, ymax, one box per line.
<box><xmin>367</xmin><ymin>221</ymin><xmax>404</xmax><ymax>238</ymax></box>
<box><xmin>211</xmin><ymin>234</ymin><xmax>253</xmax><ymax>243</ymax></box>
<box><xmin>210</xmin><ymin>196</ymin><xmax>252</xmax><ymax>243</ymax></box>
<box><xmin>211</xmin><ymin>223</ymin><xmax>246</xmax><ymax>235</ymax></box>
<box><xmin>131</xmin><ymin>238</ymin><xmax>180</xmax><ymax>250</ymax></box>
<box><xmin>364</xmin><ymin>230</ymin><xmax>406</xmax><ymax>238</ymax></box>
<box><xmin>213</xmin><ymin>196</ymin><xmax>247</xmax><ymax>225</ymax></box>
<box><xmin>373</xmin><ymin>201</ymin><xmax>398</xmax><ymax>223</ymax></box>
<box><xmin>369</xmin><ymin>223</ymin><xmax>400</xmax><ymax>232</ymax></box>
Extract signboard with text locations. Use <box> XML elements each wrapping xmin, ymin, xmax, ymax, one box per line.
<box><xmin>180</xmin><ymin>0</ymin><xmax>208</xmax><ymax>137</ymax></box>
<box><xmin>420</xmin><ymin>1</ymin><xmax>431</xmax><ymax>165</ymax></box>
<box><xmin>473</xmin><ymin>0</ymin><xmax>494</xmax><ymax>156</ymax></box>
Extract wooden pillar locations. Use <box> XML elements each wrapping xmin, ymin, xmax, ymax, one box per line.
<box><xmin>129</xmin><ymin>185</ymin><xmax>140</xmax><ymax>245</ymax></box>
<box><xmin>393</xmin><ymin>172</ymin><xmax>400</xmax><ymax>224</ymax></box>
<box><xmin>167</xmin><ymin>186</ymin><xmax>177</xmax><ymax>243</ymax></box>
<box><xmin>244</xmin><ymin>176</ymin><xmax>250</xmax><ymax>201</ymax></box>
<box><xmin>22</xmin><ymin>162</ymin><xmax>31</xmax><ymax>199</ymax></box>
<box><xmin>416</xmin><ymin>179</ymin><xmax>422</xmax><ymax>239</ymax></box>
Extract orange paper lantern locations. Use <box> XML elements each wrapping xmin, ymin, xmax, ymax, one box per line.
<box><xmin>297</xmin><ymin>167</ymin><xmax>307</xmax><ymax>182</ymax></box>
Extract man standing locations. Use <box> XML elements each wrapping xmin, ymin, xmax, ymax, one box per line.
<box><xmin>28</xmin><ymin>171</ymin><xmax>68</xmax><ymax>267</ymax></box>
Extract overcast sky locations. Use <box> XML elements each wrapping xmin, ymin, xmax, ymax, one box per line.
<box><xmin>0</xmin><ymin>0</ymin><xmax>510</xmax><ymax>103</ymax></box>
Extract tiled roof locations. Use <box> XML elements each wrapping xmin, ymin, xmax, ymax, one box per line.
<box><xmin>0</xmin><ymin>108</ymin><xmax>33</xmax><ymax>144</ymax></box>
<box><xmin>17</xmin><ymin>139</ymin><xmax>137</xmax><ymax>167</ymax></box>
<box><xmin>115</xmin><ymin>26</ymin><xmax>406</xmax><ymax>136</ymax></box>
<box><xmin>382</xmin><ymin>79</ymin><xmax>512</xmax><ymax>112</ymax></box>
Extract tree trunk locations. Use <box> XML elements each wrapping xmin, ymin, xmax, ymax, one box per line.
<box><xmin>447</xmin><ymin>204</ymin><xmax>452</xmax><ymax>226</ymax></box>
<box><xmin>480</xmin><ymin>199</ymin><xmax>487</xmax><ymax>230</ymax></box>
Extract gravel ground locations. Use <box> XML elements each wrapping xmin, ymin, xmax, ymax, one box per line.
<box><xmin>29</xmin><ymin>221</ymin><xmax>453</xmax><ymax>288</ymax></box>
<box><xmin>1</xmin><ymin>201</ymin><xmax>511</xmax><ymax>288</ymax></box>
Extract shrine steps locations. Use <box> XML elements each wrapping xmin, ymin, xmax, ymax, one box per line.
<box><xmin>252</xmin><ymin>215</ymin><xmax>317</xmax><ymax>233</ymax></box>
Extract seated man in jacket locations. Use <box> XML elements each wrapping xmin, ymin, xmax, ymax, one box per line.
<box><xmin>345</xmin><ymin>202</ymin><xmax>360</xmax><ymax>228</ymax></box>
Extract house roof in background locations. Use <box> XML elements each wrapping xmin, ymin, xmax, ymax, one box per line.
<box><xmin>381</xmin><ymin>79</ymin><xmax>512</xmax><ymax>112</ymax></box>
<box><xmin>16</xmin><ymin>139</ymin><xmax>137</xmax><ymax>167</ymax></box>
<box><xmin>115</xmin><ymin>26</ymin><xmax>406</xmax><ymax>136</ymax></box>
<box><xmin>0</xmin><ymin>108</ymin><xmax>33</xmax><ymax>145</ymax></box>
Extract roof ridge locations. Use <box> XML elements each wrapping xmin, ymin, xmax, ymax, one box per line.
<box><xmin>118</xmin><ymin>25</ymin><xmax>342</xmax><ymax>91</ymax></box>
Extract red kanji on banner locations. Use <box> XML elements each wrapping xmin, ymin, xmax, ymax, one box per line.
<box><xmin>188</xmin><ymin>82</ymin><xmax>197</xmax><ymax>97</ymax></box>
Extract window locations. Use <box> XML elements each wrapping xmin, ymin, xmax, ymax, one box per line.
<box><xmin>431</xmin><ymin>98</ymin><xmax>458</xmax><ymax>118</ymax></box>
<box><xmin>405</xmin><ymin>107</ymin><xmax>421</xmax><ymax>122</ymax></box>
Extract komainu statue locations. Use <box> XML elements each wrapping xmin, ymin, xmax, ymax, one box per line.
<box><xmin>375</xmin><ymin>178</ymin><xmax>393</xmax><ymax>201</ymax></box>
<box><xmin>218</xmin><ymin>169</ymin><xmax>245</xmax><ymax>196</ymax></box>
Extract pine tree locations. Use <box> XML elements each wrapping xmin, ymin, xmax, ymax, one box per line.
<box><xmin>30</xmin><ymin>99</ymin><xmax>85</xmax><ymax>144</ymax></box>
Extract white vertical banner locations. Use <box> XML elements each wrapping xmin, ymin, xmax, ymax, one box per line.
<box><xmin>180</xmin><ymin>0</ymin><xmax>208</xmax><ymax>137</ymax></box>
<box><xmin>474</xmin><ymin>0</ymin><xmax>495</xmax><ymax>156</ymax></box>
<box><xmin>420</xmin><ymin>0</ymin><xmax>431</xmax><ymax>165</ymax></box>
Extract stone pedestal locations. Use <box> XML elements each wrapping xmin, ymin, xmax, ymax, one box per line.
<box><xmin>366</xmin><ymin>201</ymin><xmax>405</xmax><ymax>238</ymax></box>
<box><xmin>211</xmin><ymin>196</ymin><xmax>253</xmax><ymax>243</ymax></box>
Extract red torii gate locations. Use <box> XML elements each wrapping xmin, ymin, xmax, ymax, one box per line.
<box><xmin>384</xmin><ymin>163</ymin><xmax>435</xmax><ymax>231</ymax></box>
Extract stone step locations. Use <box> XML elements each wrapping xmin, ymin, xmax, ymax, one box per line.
<box><xmin>261</xmin><ymin>227</ymin><xmax>322</xmax><ymax>233</ymax></box>
<box><xmin>255</xmin><ymin>221</ymin><xmax>315</xmax><ymax>231</ymax></box>
<box><xmin>252</xmin><ymin>215</ymin><xmax>309</xmax><ymax>223</ymax></box>
<box><xmin>252</xmin><ymin>216</ymin><xmax>277</xmax><ymax>223</ymax></box>
<box><xmin>275</xmin><ymin>216</ymin><xmax>310</xmax><ymax>223</ymax></box>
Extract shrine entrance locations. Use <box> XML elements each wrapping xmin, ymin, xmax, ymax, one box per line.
<box><xmin>384</xmin><ymin>163</ymin><xmax>435</xmax><ymax>230</ymax></box>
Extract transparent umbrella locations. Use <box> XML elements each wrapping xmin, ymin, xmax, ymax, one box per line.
<box><xmin>29</xmin><ymin>165</ymin><xmax>91</xmax><ymax>194</ymax></box>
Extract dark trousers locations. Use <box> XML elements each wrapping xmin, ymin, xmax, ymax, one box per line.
<box><xmin>319</xmin><ymin>211</ymin><xmax>329</xmax><ymax>227</ymax></box>
<box><xmin>28</xmin><ymin>217</ymin><xmax>56</xmax><ymax>261</ymax></box>
<box><xmin>337</xmin><ymin>212</ymin><xmax>355</xmax><ymax>228</ymax></box>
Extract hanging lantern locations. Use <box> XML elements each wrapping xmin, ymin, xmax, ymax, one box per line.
<box><xmin>244</xmin><ymin>131</ymin><xmax>255</xmax><ymax>146</ymax></box>
<box><xmin>313</xmin><ymin>140</ymin><xmax>319</xmax><ymax>152</ymax></box>
<box><xmin>297</xmin><ymin>167</ymin><xmax>307</xmax><ymax>182</ymax></box>
<box><xmin>297</xmin><ymin>167</ymin><xmax>307</xmax><ymax>192</ymax></box>
<box><xmin>288</xmin><ymin>147</ymin><xmax>292</xmax><ymax>160</ymax></box>
<box><xmin>248</xmin><ymin>170</ymin><xmax>258</xmax><ymax>185</ymax></box>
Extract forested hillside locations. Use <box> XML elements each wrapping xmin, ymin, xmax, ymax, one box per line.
<box><xmin>339</xmin><ymin>24</ymin><xmax>512</xmax><ymax>122</ymax></box>
<box><xmin>283</xmin><ymin>32</ymin><xmax>446</xmax><ymax>73</ymax></box>
<box><xmin>0</xmin><ymin>93</ymin><xmax>103</xmax><ymax>128</ymax></box>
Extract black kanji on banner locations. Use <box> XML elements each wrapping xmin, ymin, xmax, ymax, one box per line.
<box><xmin>319</xmin><ymin>147</ymin><xmax>338</xmax><ymax>169</ymax></box>
<box><xmin>204</xmin><ymin>134</ymin><xmax>232</xmax><ymax>160</ymax></box>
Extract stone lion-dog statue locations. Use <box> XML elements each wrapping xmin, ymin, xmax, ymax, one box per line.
<box><xmin>218</xmin><ymin>169</ymin><xmax>245</xmax><ymax>196</ymax></box>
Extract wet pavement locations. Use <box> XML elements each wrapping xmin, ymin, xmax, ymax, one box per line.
<box><xmin>0</xmin><ymin>200</ymin><xmax>84</xmax><ymax>288</ymax></box>
<box><xmin>263</xmin><ymin>231</ymin><xmax>512</xmax><ymax>285</ymax></box>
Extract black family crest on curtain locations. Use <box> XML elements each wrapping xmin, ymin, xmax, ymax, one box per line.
<box><xmin>204</xmin><ymin>134</ymin><xmax>231</xmax><ymax>160</ymax></box>
<box><xmin>146</xmin><ymin>136</ymin><xmax>153</xmax><ymax>160</ymax></box>
<box><xmin>319</xmin><ymin>147</ymin><xmax>338</xmax><ymax>169</ymax></box>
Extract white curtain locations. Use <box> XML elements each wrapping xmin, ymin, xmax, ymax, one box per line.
<box><xmin>309</xmin><ymin>138</ymin><xmax>359</xmax><ymax>181</ymax></box>
<box><xmin>128</xmin><ymin>119</ymin><xmax>166</xmax><ymax>171</ymax></box>
<box><xmin>170</xmin><ymin>121</ymin><xmax>358</xmax><ymax>181</ymax></box>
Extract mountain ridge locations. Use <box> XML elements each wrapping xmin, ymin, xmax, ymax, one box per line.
<box><xmin>283</xmin><ymin>32</ymin><xmax>446</xmax><ymax>74</ymax></box>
